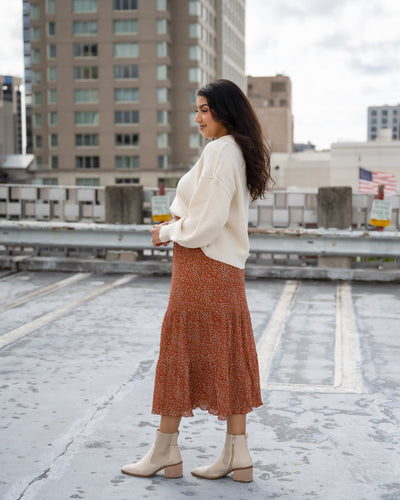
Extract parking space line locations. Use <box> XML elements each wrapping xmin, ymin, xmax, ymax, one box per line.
<box><xmin>257</xmin><ymin>280</ymin><xmax>300</xmax><ymax>388</ymax></box>
<box><xmin>0</xmin><ymin>273</ymin><xmax>91</xmax><ymax>313</ymax></box>
<box><xmin>334</xmin><ymin>282</ymin><xmax>366</xmax><ymax>393</ymax></box>
<box><xmin>0</xmin><ymin>274</ymin><xmax>135</xmax><ymax>350</ymax></box>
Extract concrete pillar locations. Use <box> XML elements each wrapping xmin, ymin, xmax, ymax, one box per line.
<box><xmin>105</xmin><ymin>185</ymin><xmax>143</xmax><ymax>224</ymax></box>
<box><xmin>105</xmin><ymin>185</ymin><xmax>144</xmax><ymax>261</ymax></box>
<box><xmin>317</xmin><ymin>186</ymin><xmax>352</xmax><ymax>268</ymax></box>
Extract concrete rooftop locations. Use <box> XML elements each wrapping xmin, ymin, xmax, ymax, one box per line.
<box><xmin>0</xmin><ymin>271</ymin><xmax>399</xmax><ymax>500</ymax></box>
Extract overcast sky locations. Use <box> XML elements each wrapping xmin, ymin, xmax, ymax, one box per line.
<box><xmin>1</xmin><ymin>0</ymin><xmax>399</xmax><ymax>150</ymax></box>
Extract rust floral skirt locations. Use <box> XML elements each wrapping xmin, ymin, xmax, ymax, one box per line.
<box><xmin>152</xmin><ymin>243</ymin><xmax>263</xmax><ymax>421</ymax></box>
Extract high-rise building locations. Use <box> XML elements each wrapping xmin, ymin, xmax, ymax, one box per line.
<box><xmin>23</xmin><ymin>0</ymin><xmax>33</xmax><ymax>154</ymax></box>
<box><xmin>367</xmin><ymin>105</ymin><xmax>400</xmax><ymax>141</ymax></box>
<box><xmin>247</xmin><ymin>75</ymin><xmax>293</xmax><ymax>153</ymax></box>
<box><xmin>0</xmin><ymin>75</ymin><xmax>23</xmax><ymax>162</ymax></box>
<box><xmin>24</xmin><ymin>0</ymin><xmax>246</xmax><ymax>187</ymax></box>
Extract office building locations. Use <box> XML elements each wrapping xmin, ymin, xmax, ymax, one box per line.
<box><xmin>367</xmin><ymin>105</ymin><xmax>400</xmax><ymax>141</ymax></box>
<box><xmin>247</xmin><ymin>75</ymin><xmax>293</xmax><ymax>153</ymax></box>
<box><xmin>0</xmin><ymin>75</ymin><xmax>23</xmax><ymax>162</ymax></box>
<box><xmin>24</xmin><ymin>0</ymin><xmax>246</xmax><ymax>187</ymax></box>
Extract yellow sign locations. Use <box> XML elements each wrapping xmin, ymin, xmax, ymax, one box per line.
<box><xmin>152</xmin><ymin>195</ymin><xmax>171</xmax><ymax>223</ymax></box>
<box><xmin>370</xmin><ymin>199</ymin><xmax>391</xmax><ymax>227</ymax></box>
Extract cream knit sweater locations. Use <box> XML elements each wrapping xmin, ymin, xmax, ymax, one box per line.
<box><xmin>159</xmin><ymin>135</ymin><xmax>250</xmax><ymax>269</ymax></box>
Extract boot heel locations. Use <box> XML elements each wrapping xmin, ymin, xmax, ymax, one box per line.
<box><xmin>233</xmin><ymin>466</ymin><xmax>253</xmax><ymax>483</ymax></box>
<box><xmin>164</xmin><ymin>462</ymin><xmax>183</xmax><ymax>478</ymax></box>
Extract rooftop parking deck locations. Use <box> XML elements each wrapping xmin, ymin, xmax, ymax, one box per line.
<box><xmin>0</xmin><ymin>271</ymin><xmax>399</xmax><ymax>499</ymax></box>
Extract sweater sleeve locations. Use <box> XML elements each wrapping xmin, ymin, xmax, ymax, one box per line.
<box><xmin>159</xmin><ymin>143</ymin><xmax>237</xmax><ymax>248</ymax></box>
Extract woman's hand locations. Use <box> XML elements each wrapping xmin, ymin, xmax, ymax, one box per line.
<box><xmin>152</xmin><ymin>222</ymin><xmax>171</xmax><ymax>247</ymax></box>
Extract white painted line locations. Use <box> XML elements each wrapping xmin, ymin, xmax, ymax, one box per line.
<box><xmin>334</xmin><ymin>282</ymin><xmax>366</xmax><ymax>393</ymax></box>
<box><xmin>0</xmin><ymin>274</ymin><xmax>135</xmax><ymax>350</ymax></box>
<box><xmin>257</xmin><ymin>280</ymin><xmax>300</xmax><ymax>388</ymax></box>
<box><xmin>263</xmin><ymin>382</ymin><xmax>367</xmax><ymax>394</ymax></box>
<box><xmin>0</xmin><ymin>273</ymin><xmax>91</xmax><ymax>313</ymax></box>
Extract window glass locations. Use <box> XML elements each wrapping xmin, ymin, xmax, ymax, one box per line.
<box><xmin>189</xmin><ymin>23</ymin><xmax>201</xmax><ymax>38</ymax></box>
<box><xmin>33</xmin><ymin>92</ymin><xmax>42</xmax><ymax>106</ymax></box>
<box><xmin>156</xmin><ymin>0</ymin><xmax>168</xmax><ymax>11</ymax></box>
<box><xmin>157</xmin><ymin>87</ymin><xmax>170</xmax><ymax>102</ymax></box>
<box><xmin>189</xmin><ymin>0</ymin><xmax>201</xmax><ymax>15</ymax></box>
<box><xmin>115</xmin><ymin>133</ymin><xmax>139</xmax><ymax>146</ymax></box>
<box><xmin>47</xmin><ymin>44</ymin><xmax>56</xmax><ymax>59</ymax></box>
<box><xmin>157</xmin><ymin>64</ymin><xmax>169</xmax><ymax>80</ymax></box>
<box><xmin>189</xmin><ymin>67</ymin><xmax>201</xmax><ymax>82</ymax></box>
<box><xmin>156</xmin><ymin>19</ymin><xmax>168</xmax><ymax>34</ymax></box>
<box><xmin>46</xmin><ymin>0</ymin><xmax>55</xmax><ymax>13</ymax></box>
<box><xmin>34</xmin><ymin>114</ymin><xmax>42</xmax><ymax>128</ymax></box>
<box><xmin>48</xmin><ymin>89</ymin><xmax>57</xmax><ymax>104</ymax></box>
<box><xmin>113</xmin><ymin>20</ymin><xmax>138</xmax><ymax>34</ymax></box>
<box><xmin>74</xmin><ymin>43</ymin><xmax>98</xmax><ymax>57</ymax></box>
<box><xmin>76</xmin><ymin>156</ymin><xmax>100</xmax><ymax>168</ymax></box>
<box><xmin>189</xmin><ymin>45</ymin><xmax>201</xmax><ymax>60</ymax></box>
<box><xmin>157</xmin><ymin>110</ymin><xmax>170</xmax><ymax>124</ymax></box>
<box><xmin>73</xmin><ymin>0</ymin><xmax>98</xmax><ymax>12</ymax></box>
<box><xmin>32</xmin><ymin>49</ymin><xmax>40</xmax><ymax>64</ymax></box>
<box><xmin>75</xmin><ymin>111</ymin><xmax>99</xmax><ymax>125</ymax></box>
<box><xmin>114</xmin><ymin>65</ymin><xmax>139</xmax><ymax>79</ymax></box>
<box><xmin>157</xmin><ymin>133</ymin><xmax>170</xmax><ymax>148</ymax></box>
<box><xmin>47</xmin><ymin>67</ymin><xmax>57</xmax><ymax>81</ymax></box>
<box><xmin>49</xmin><ymin>111</ymin><xmax>57</xmax><ymax>126</ymax></box>
<box><xmin>76</xmin><ymin>178</ymin><xmax>100</xmax><ymax>186</ymax></box>
<box><xmin>189</xmin><ymin>133</ymin><xmax>202</xmax><ymax>148</ymax></box>
<box><xmin>114</xmin><ymin>43</ymin><xmax>139</xmax><ymax>58</ymax></box>
<box><xmin>73</xmin><ymin>21</ymin><xmax>98</xmax><ymax>35</ymax></box>
<box><xmin>113</xmin><ymin>0</ymin><xmax>138</xmax><ymax>10</ymax></box>
<box><xmin>114</xmin><ymin>88</ymin><xmax>139</xmax><ymax>102</ymax></box>
<box><xmin>74</xmin><ymin>89</ymin><xmax>99</xmax><ymax>103</ymax></box>
<box><xmin>31</xmin><ymin>5</ymin><xmax>40</xmax><ymax>19</ymax></box>
<box><xmin>75</xmin><ymin>134</ymin><xmax>99</xmax><ymax>146</ymax></box>
<box><xmin>50</xmin><ymin>156</ymin><xmax>58</xmax><ymax>169</ymax></box>
<box><xmin>157</xmin><ymin>42</ymin><xmax>169</xmax><ymax>57</ymax></box>
<box><xmin>157</xmin><ymin>155</ymin><xmax>169</xmax><ymax>169</ymax></box>
<box><xmin>73</xmin><ymin>66</ymin><xmax>99</xmax><ymax>79</ymax></box>
<box><xmin>115</xmin><ymin>156</ymin><xmax>140</xmax><ymax>169</ymax></box>
<box><xmin>31</xmin><ymin>27</ymin><xmax>40</xmax><ymax>42</ymax></box>
<box><xmin>47</xmin><ymin>22</ymin><xmax>56</xmax><ymax>36</ymax></box>
<box><xmin>50</xmin><ymin>134</ymin><xmax>58</xmax><ymax>147</ymax></box>
<box><xmin>114</xmin><ymin>110</ymin><xmax>139</xmax><ymax>124</ymax></box>
<box><xmin>34</xmin><ymin>135</ymin><xmax>42</xmax><ymax>148</ymax></box>
<box><xmin>33</xmin><ymin>71</ymin><xmax>41</xmax><ymax>84</ymax></box>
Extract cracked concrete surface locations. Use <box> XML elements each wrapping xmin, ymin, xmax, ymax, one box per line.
<box><xmin>0</xmin><ymin>273</ymin><xmax>399</xmax><ymax>499</ymax></box>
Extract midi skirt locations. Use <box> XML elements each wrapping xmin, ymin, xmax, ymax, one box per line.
<box><xmin>152</xmin><ymin>243</ymin><xmax>263</xmax><ymax>421</ymax></box>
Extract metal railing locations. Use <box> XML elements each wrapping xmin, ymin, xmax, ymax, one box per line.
<box><xmin>1</xmin><ymin>184</ymin><xmax>399</xmax><ymax>230</ymax></box>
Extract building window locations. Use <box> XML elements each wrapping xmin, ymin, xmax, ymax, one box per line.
<box><xmin>42</xmin><ymin>178</ymin><xmax>58</xmax><ymax>185</ymax></box>
<box><xmin>48</xmin><ymin>89</ymin><xmax>57</xmax><ymax>104</ymax></box>
<box><xmin>74</xmin><ymin>88</ymin><xmax>99</xmax><ymax>103</ymax></box>
<box><xmin>36</xmin><ymin>157</ymin><xmax>43</xmax><ymax>167</ymax></box>
<box><xmin>271</xmin><ymin>81</ymin><xmax>286</xmax><ymax>92</ymax></box>
<box><xmin>50</xmin><ymin>134</ymin><xmax>58</xmax><ymax>147</ymax></box>
<box><xmin>189</xmin><ymin>89</ymin><xmax>197</xmax><ymax>104</ymax></box>
<box><xmin>47</xmin><ymin>22</ymin><xmax>56</xmax><ymax>36</ymax></box>
<box><xmin>371</xmin><ymin>110</ymin><xmax>377</xmax><ymax>117</ymax></box>
<box><xmin>382</xmin><ymin>110</ymin><xmax>388</xmax><ymax>116</ymax></box>
<box><xmin>157</xmin><ymin>42</ymin><xmax>169</xmax><ymax>57</ymax></box>
<box><xmin>115</xmin><ymin>178</ymin><xmax>140</xmax><ymax>184</ymax></box>
<box><xmin>157</xmin><ymin>110</ymin><xmax>170</xmax><ymax>125</ymax></box>
<box><xmin>73</xmin><ymin>21</ymin><xmax>98</xmax><ymax>35</ymax></box>
<box><xmin>156</xmin><ymin>0</ymin><xmax>169</xmax><ymax>11</ymax></box>
<box><xmin>189</xmin><ymin>112</ymin><xmax>196</xmax><ymax>126</ymax></box>
<box><xmin>157</xmin><ymin>64</ymin><xmax>170</xmax><ymax>80</ymax></box>
<box><xmin>114</xmin><ymin>65</ymin><xmax>139</xmax><ymax>79</ymax></box>
<box><xmin>114</xmin><ymin>43</ymin><xmax>139</xmax><ymax>58</ymax></box>
<box><xmin>73</xmin><ymin>66</ymin><xmax>99</xmax><ymax>79</ymax></box>
<box><xmin>113</xmin><ymin>0</ymin><xmax>138</xmax><ymax>10</ymax></box>
<box><xmin>76</xmin><ymin>156</ymin><xmax>100</xmax><ymax>169</ymax></box>
<box><xmin>113</xmin><ymin>20</ymin><xmax>138</xmax><ymax>34</ymax></box>
<box><xmin>46</xmin><ymin>0</ymin><xmax>55</xmax><ymax>14</ymax></box>
<box><xmin>33</xmin><ymin>92</ymin><xmax>42</xmax><ymax>106</ymax></box>
<box><xmin>114</xmin><ymin>111</ymin><xmax>139</xmax><ymax>124</ymax></box>
<box><xmin>189</xmin><ymin>45</ymin><xmax>201</xmax><ymax>60</ymax></box>
<box><xmin>47</xmin><ymin>44</ymin><xmax>56</xmax><ymax>59</ymax></box>
<box><xmin>279</xmin><ymin>99</ymin><xmax>287</xmax><ymax>107</ymax></box>
<box><xmin>76</xmin><ymin>178</ymin><xmax>100</xmax><ymax>186</ymax></box>
<box><xmin>189</xmin><ymin>67</ymin><xmax>201</xmax><ymax>82</ymax></box>
<box><xmin>50</xmin><ymin>156</ymin><xmax>58</xmax><ymax>169</ymax></box>
<box><xmin>33</xmin><ymin>71</ymin><xmax>41</xmax><ymax>85</ymax></box>
<box><xmin>189</xmin><ymin>0</ymin><xmax>201</xmax><ymax>15</ymax></box>
<box><xmin>47</xmin><ymin>67</ymin><xmax>57</xmax><ymax>81</ymax></box>
<box><xmin>189</xmin><ymin>23</ymin><xmax>201</xmax><ymax>38</ymax></box>
<box><xmin>371</xmin><ymin>118</ymin><xmax>377</xmax><ymax>125</ymax></box>
<box><xmin>115</xmin><ymin>133</ymin><xmax>139</xmax><ymax>146</ymax></box>
<box><xmin>75</xmin><ymin>111</ymin><xmax>99</xmax><ymax>125</ymax></box>
<box><xmin>33</xmin><ymin>114</ymin><xmax>42</xmax><ymax>128</ymax></box>
<box><xmin>34</xmin><ymin>135</ymin><xmax>42</xmax><ymax>148</ymax></box>
<box><xmin>381</xmin><ymin>118</ymin><xmax>388</xmax><ymax>126</ymax></box>
<box><xmin>31</xmin><ymin>27</ymin><xmax>40</xmax><ymax>42</ymax></box>
<box><xmin>74</xmin><ymin>43</ymin><xmax>98</xmax><ymax>58</ymax></box>
<box><xmin>156</xmin><ymin>19</ymin><xmax>169</xmax><ymax>34</ymax></box>
<box><xmin>32</xmin><ymin>49</ymin><xmax>40</xmax><ymax>64</ymax></box>
<box><xmin>114</xmin><ymin>88</ymin><xmax>139</xmax><ymax>102</ymax></box>
<box><xmin>49</xmin><ymin>111</ymin><xmax>57</xmax><ymax>126</ymax></box>
<box><xmin>115</xmin><ymin>156</ymin><xmax>140</xmax><ymax>169</ymax></box>
<box><xmin>189</xmin><ymin>133</ymin><xmax>201</xmax><ymax>148</ymax></box>
<box><xmin>31</xmin><ymin>5</ymin><xmax>40</xmax><ymax>19</ymax></box>
<box><xmin>157</xmin><ymin>133</ymin><xmax>170</xmax><ymax>148</ymax></box>
<box><xmin>75</xmin><ymin>133</ymin><xmax>99</xmax><ymax>146</ymax></box>
<box><xmin>158</xmin><ymin>155</ymin><xmax>169</xmax><ymax>169</ymax></box>
<box><xmin>157</xmin><ymin>87</ymin><xmax>170</xmax><ymax>103</ymax></box>
<box><xmin>73</xmin><ymin>0</ymin><xmax>98</xmax><ymax>13</ymax></box>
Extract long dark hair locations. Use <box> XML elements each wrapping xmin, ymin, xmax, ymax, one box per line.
<box><xmin>198</xmin><ymin>79</ymin><xmax>272</xmax><ymax>200</ymax></box>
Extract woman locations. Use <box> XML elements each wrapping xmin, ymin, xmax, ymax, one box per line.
<box><xmin>121</xmin><ymin>79</ymin><xmax>272</xmax><ymax>482</ymax></box>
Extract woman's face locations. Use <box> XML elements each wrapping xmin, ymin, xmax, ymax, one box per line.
<box><xmin>195</xmin><ymin>95</ymin><xmax>228</xmax><ymax>139</ymax></box>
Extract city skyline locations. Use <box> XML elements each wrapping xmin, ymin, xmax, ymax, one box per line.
<box><xmin>0</xmin><ymin>0</ymin><xmax>400</xmax><ymax>151</ymax></box>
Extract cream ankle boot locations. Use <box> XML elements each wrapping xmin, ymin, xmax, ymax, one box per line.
<box><xmin>191</xmin><ymin>433</ymin><xmax>253</xmax><ymax>482</ymax></box>
<box><xmin>121</xmin><ymin>430</ymin><xmax>183</xmax><ymax>478</ymax></box>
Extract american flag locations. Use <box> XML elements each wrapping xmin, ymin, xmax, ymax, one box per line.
<box><xmin>359</xmin><ymin>168</ymin><xmax>397</xmax><ymax>195</ymax></box>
